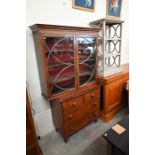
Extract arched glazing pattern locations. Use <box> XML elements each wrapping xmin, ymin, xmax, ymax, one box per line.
<box><xmin>44</xmin><ymin>36</ymin><xmax>75</xmax><ymax>95</ymax></box>
<box><xmin>77</xmin><ymin>37</ymin><xmax>96</xmax><ymax>86</ymax></box>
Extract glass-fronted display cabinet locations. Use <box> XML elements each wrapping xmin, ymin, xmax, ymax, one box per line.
<box><xmin>30</xmin><ymin>24</ymin><xmax>100</xmax><ymax>99</ymax></box>
<box><xmin>44</xmin><ymin>36</ymin><xmax>97</xmax><ymax>96</ymax></box>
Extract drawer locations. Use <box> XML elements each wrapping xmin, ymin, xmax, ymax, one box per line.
<box><xmin>63</xmin><ymin>96</ymin><xmax>83</xmax><ymax>114</ymax></box>
<box><xmin>84</xmin><ymin>88</ymin><xmax>100</xmax><ymax>103</ymax></box>
<box><xmin>64</xmin><ymin>99</ymin><xmax>100</xmax><ymax>124</ymax></box>
<box><xmin>65</xmin><ymin>110</ymin><xmax>99</xmax><ymax>136</ymax></box>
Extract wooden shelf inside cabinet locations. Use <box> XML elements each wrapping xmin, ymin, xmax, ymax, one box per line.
<box><xmin>79</xmin><ymin>71</ymin><xmax>92</xmax><ymax>77</ymax></box>
<box><xmin>97</xmin><ymin>63</ymin><xmax>129</xmax><ymax>122</ymax></box>
<box><xmin>51</xmin><ymin>75</ymin><xmax>75</xmax><ymax>83</ymax></box>
<box><xmin>49</xmin><ymin>71</ymin><xmax>92</xmax><ymax>84</ymax></box>
<box><xmin>47</xmin><ymin>56</ymin><xmax>74</xmax><ymax>64</ymax></box>
<box><xmin>46</xmin><ymin>49</ymin><xmax>74</xmax><ymax>52</ymax></box>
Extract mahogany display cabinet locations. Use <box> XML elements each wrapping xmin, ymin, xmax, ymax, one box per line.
<box><xmin>30</xmin><ymin>24</ymin><xmax>101</xmax><ymax>141</ymax></box>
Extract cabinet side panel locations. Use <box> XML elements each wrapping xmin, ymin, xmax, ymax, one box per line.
<box><xmin>50</xmin><ymin>100</ymin><xmax>64</xmax><ymax>135</ymax></box>
<box><xmin>32</xmin><ymin>32</ymin><xmax>49</xmax><ymax>98</ymax></box>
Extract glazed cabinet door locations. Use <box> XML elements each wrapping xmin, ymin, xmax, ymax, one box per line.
<box><xmin>44</xmin><ymin>36</ymin><xmax>76</xmax><ymax>95</ymax></box>
<box><xmin>77</xmin><ymin>37</ymin><xmax>97</xmax><ymax>86</ymax></box>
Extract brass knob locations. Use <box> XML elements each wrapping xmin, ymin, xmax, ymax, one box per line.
<box><xmin>93</xmin><ymin>102</ymin><xmax>97</xmax><ymax>106</ymax></box>
<box><xmin>72</xmin><ymin>102</ymin><xmax>77</xmax><ymax>107</ymax></box>
<box><xmin>91</xmin><ymin>94</ymin><xmax>95</xmax><ymax>98</ymax></box>
<box><xmin>68</xmin><ymin>115</ymin><xmax>73</xmax><ymax>120</ymax></box>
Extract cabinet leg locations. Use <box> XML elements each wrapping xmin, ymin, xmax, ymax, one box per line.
<box><xmin>55</xmin><ymin>128</ymin><xmax>59</xmax><ymax>132</ymax></box>
<box><xmin>94</xmin><ymin>119</ymin><xmax>98</xmax><ymax>123</ymax></box>
<box><xmin>64</xmin><ymin>137</ymin><xmax>69</xmax><ymax>143</ymax></box>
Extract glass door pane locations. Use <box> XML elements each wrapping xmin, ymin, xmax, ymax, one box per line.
<box><xmin>77</xmin><ymin>37</ymin><xmax>96</xmax><ymax>86</ymax></box>
<box><xmin>44</xmin><ymin>36</ymin><xmax>75</xmax><ymax>95</ymax></box>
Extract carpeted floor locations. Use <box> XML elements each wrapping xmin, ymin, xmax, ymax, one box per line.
<box><xmin>39</xmin><ymin>107</ymin><xmax>128</xmax><ymax>155</ymax></box>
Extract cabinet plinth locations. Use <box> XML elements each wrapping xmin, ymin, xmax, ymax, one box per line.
<box><xmin>97</xmin><ymin>63</ymin><xmax>129</xmax><ymax>122</ymax></box>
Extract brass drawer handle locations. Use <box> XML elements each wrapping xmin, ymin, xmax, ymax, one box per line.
<box><xmin>72</xmin><ymin>102</ymin><xmax>77</xmax><ymax>107</ymax></box>
<box><xmin>91</xmin><ymin>94</ymin><xmax>95</xmax><ymax>98</ymax></box>
<box><xmin>93</xmin><ymin>102</ymin><xmax>97</xmax><ymax>106</ymax></box>
<box><xmin>68</xmin><ymin>115</ymin><xmax>73</xmax><ymax>120</ymax></box>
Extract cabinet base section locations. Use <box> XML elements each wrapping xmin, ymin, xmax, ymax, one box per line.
<box><xmin>62</xmin><ymin>118</ymin><xmax>99</xmax><ymax>143</ymax></box>
<box><xmin>100</xmin><ymin>104</ymin><xmax>125</xmax><ymax>122</ymax></box>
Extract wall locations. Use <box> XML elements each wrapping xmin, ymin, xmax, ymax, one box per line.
<box><xmin>26</xmin><ymin>0</ymin><xmax>129</xmax><ymax>137</ymax></box>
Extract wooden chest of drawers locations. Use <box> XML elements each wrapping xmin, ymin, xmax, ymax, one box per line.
<box><xmin>50</xmin><ymin>86</ymin><xmax>100</xmax><ymax>142</ymax></box>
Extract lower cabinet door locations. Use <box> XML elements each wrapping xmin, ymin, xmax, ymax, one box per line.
<box><xmin>105</xmin><ymin>79</ymin><xmax>123</xmax><ymax>112</ymax></box>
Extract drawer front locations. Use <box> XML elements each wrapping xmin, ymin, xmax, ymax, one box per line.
<box><xmin>65</xmin><ymin>110</ymin><xmax>99</xmax><ymax>136</ymax></box>
<box><xmin>84</xmin><ymin>88</ymin><xmax>100</xmax><ymax>103</ymax></box>
<box><xmin>64</xmin><ymin>99</ymin><xmax>100</xmax><ymax>124</ymax></box>
<box><xmin>63</xmin><ymin>96</ymin><xmax>83</xmax><ymax>114</ymax></box>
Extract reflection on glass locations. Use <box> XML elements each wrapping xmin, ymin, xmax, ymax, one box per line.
<box><xmin>44</xmin><ymin>36</ymin><xmax>75</xmax><ymax>95</ymax></box>
<box><xmin>78</xmin><ymin>37</ymin><xmax>96</xmax><ymax>86</ymax></box>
